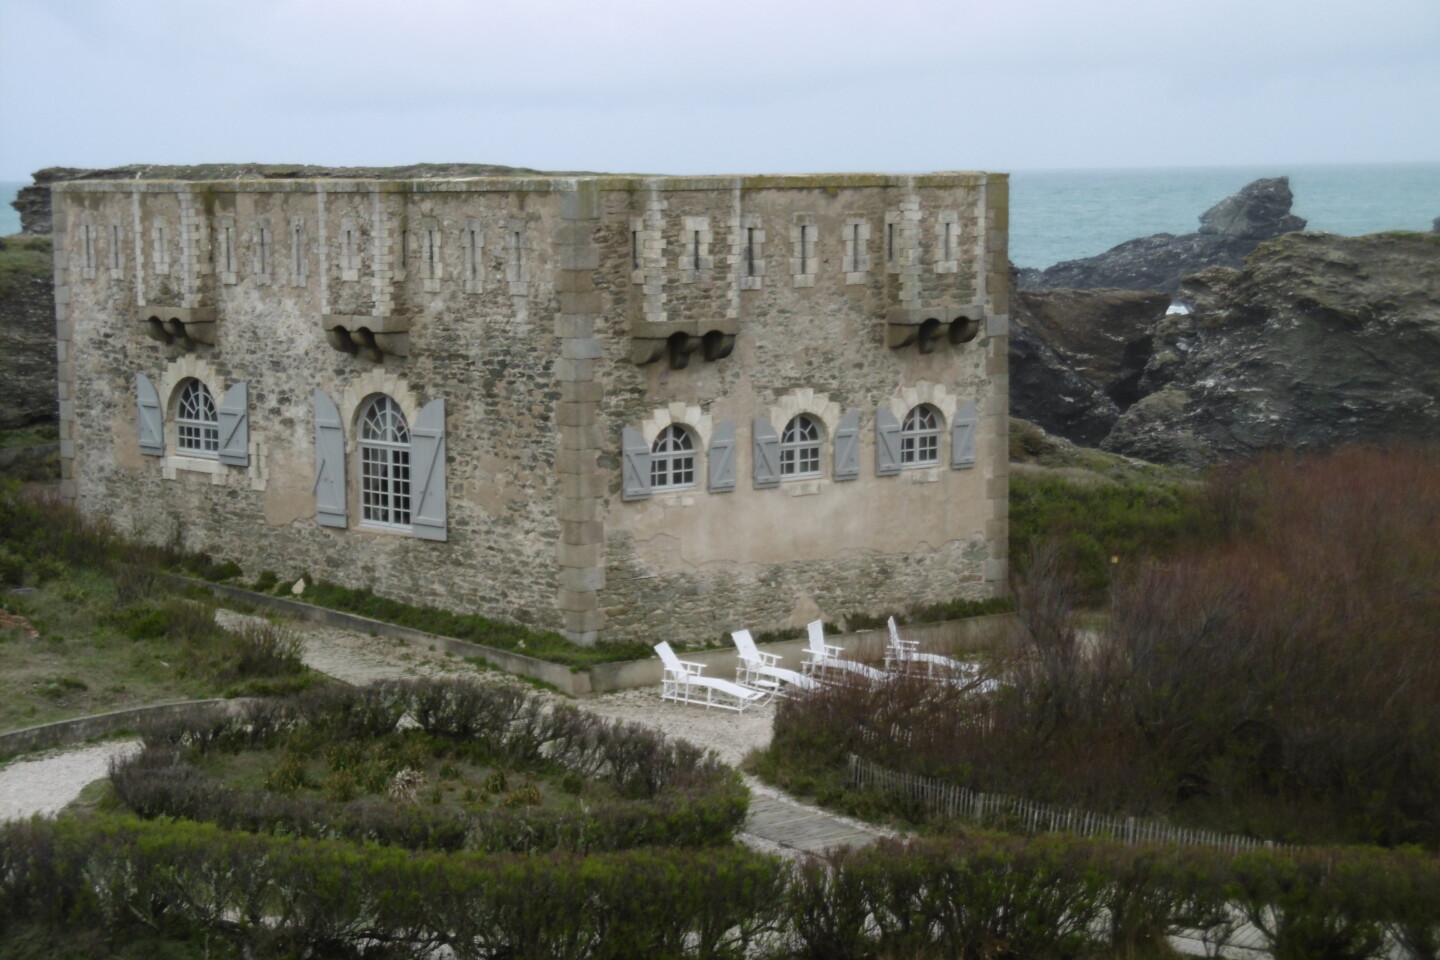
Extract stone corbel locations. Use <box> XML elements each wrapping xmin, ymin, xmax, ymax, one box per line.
<box><xmin>631</xmin><ymin>317</ymin><xmax>737</xmax><ymax>369</ymax></box>
<box><xmin>141</xmin><ymin>307</ymin><xmax>218</xmax><ymax>347</ymax></box>
<box><xmin>885</xmin><ymin>305</ymin><xmax>985</xmax><ymax>352</ymax></box>
<box><xmin>322</xmin><ymin>314</ymin><xmax>411</xmax><ymax>363</ymax></box>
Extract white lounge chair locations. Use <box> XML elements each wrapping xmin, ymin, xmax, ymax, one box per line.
<box><xmin>655</xmin><ymin>642</ymin><xmax>764</xmax><ymax>712</ymax></box>
<box><xmin>803</xmin><ymin>620</ymin><xmax>887</xmax><ymax>683</ymax></box>
<box><xmin>884</xmin><ymin>617</ymin><xmax>995</xmax><ymax>691</ymax></box>
<box><xmin>731</xmin><ymin>629</ymin><xmax>820</xmax><ymax>697</ymax></box>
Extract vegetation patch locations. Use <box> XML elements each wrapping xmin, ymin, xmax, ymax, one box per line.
<box><xmin>292</xmin><ymin>579</ymin><xmax>657</xmax><ymax>667</ymax></box>
<box><xmin>4</xmin><ymin>816</ymin><xmax>1434</xmax><ymax>959</ymax></box>
<box><xmin>110</xmin><ymin>678</ymin><xmax>747</xmax><ymax>853</ymax></box>
<box><xmin>0</xmin><ymin>482</ymin><xmax>324</xmax><ymax>733</ymax></box>
<box><xmin>0</xmin><ymin>233</ymin><xmax>52</xmax><ymax>297</ymax></box>
<box><xmin>759</xmin><ymin>446</ymin><xmax>1440</xmax><ymax>849</ymax></box>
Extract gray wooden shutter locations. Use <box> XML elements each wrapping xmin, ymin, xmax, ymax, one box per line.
<box><xmin>833</xmin><ymin>409</ymin><xmax>860</xmax><ymax>481</ymax></box>
<box><xmin>708</xmin><ymin>421</ymin><xmax>736</xmax><ymax>493</ymax></box>
<box><xmin>752</xmin><ymin>417</ymin><xmax>780</xmax><ymax>488</ymax></box>
<box><xmin>621</xmin><ymin>427</ymin><xmax>651</xmax><ymax>501</ymax></box>
<box><xmin>312</xmin><ymin>389</ymin><xmax>348</xmax><ymax>528</ymax></box>
<box><xmin>136</xmin><ymin>372</ymin><xmax>164</xmax><ymax>457</ymax></box>
<box><xmin>952</xmin><ymin>400</ymin><xmax>977</xmax><ymax>469</ymax></box>
<box><xmin>410</xmin><ymin>398</ymin><xmax>448</xmax><ymax>541</ymax></box>
<box><xmin>875</xmin><ymin>407</ymin><xmax>901</xmax><ymax>476</ymax></box>
<box><xmin>217</xmin><ymin>381</ymin><xmax>249</xmax><ymax>466</ymax></box>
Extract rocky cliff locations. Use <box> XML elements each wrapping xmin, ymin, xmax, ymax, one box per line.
<box><xmin>0</xmin><ymin>237</ymin><xmax>57</xmax><ymax>429</ymax></box>
<box><xmin>1009</xmin><ymin>285</ymin><xmax>1169</xmax><ymax>446</ymax></box>
<box><xmin>1018</xmin><ymin>177</ymin><xmax>1306</xmax><ymax>294</ymax></box>
<box><xmin>1100</xmin><ymin>231</ymin><xmax>1440</xmax><ymax>465</ymax></box>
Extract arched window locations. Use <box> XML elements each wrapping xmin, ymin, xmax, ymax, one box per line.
<box><xmin>900</xmin><ymin>405</ymin><xmax>941</xmax><ymax>466</ymax></box>
<box><xmin>651</xmin><ymin>424</ymin><xmax>696</xmax><ymax>490</ymax></box>
<box><xmin>175</xmin><ymin>378</ymin><xmax>219</xmax><ymax>457</ymax></box>
<box><xmin>359</xmin><ymin>395</ymin><xmax>411</xmax><ymax>528</ymax></box>
<box><xmin>780</xmin><ymin>414</ymin><xmax>823</xmax><ymax>478</ymax></box>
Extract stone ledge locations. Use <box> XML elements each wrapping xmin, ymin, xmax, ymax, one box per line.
<box><xmin>165</xmin><ymin>575</ymin><xmax>1018</xmax><ymax>697</ymax></box>
<box><xmin>0</xmin><ymin>698</ymin><xmax>248</xmax><ymax>761</ymax></box>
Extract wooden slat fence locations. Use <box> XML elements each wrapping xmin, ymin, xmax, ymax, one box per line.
<box><xmin>847</xmin><ymin>753</ymin><xmax>1281</xmax><ymax>853</ymax></box>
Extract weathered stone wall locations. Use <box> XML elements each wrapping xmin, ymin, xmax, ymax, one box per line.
<box><xmin>56</xmin><ymin>180</ymin><xmax>567</xmax><ymax>630</ymax></box>
<box><xmin>56</xmin><ymin>174</ymin><xmax>1008</xmax><ymax>645</ymax></box>
<box><xmin>591</xmin><ymin>176</ymin><xmax>1010</xmax><ymax>642</ymax></box>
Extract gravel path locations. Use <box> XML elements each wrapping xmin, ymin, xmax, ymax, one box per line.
<box><xmin>0</xmin><ymin>741</ymin><xmax>140</xmax><ymax>821</ymax></box>
<box><xmin>3</xmin><ymin>609</ymin><xmax>891</xmax><ymax>854</ymax></box>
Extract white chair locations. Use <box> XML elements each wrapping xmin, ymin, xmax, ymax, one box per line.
<box><xmin>731</xmin><ymin>629</ymin><xmax>819</xmax><ymax>697</ymax></box>
<box><xmin>884</xmin><ymin>617</ymin><xmax>994</xmax><ymax>691</ymax></box>
<box><xmin>655</xmin><ymin>642</ymin><xmax>764</xmax><ymax>712</ymax></box>
<box><xmin>803</xmin><ymin>620</ymin><xmax>887</xmax><ymax>683</ymax></box>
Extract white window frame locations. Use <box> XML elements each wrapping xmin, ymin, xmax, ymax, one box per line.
<box><xmin>651</xmin><ymin>424</ymin><xmax>697</xmax><ymax>491</ymax></box>
<box><xmin>175</xmin><ymin>378</ymin><xmax>220</xmax><ymax>458</ymax></box>
<box><xmin>780</xmin><ymin>414</ymin><xmax>823</xmax><ymax>479</ymax></box>
<box><xmin>900</xmin><ymin>404</ymin><xmax>942</xmax><ymax>467</ymax></box>
<box><xmin>359</xmin><ymin>395</ymin><xmax>413</xmax><ymax>530</ymax></box>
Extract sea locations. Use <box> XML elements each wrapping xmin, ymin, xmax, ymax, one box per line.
<box><xmin>2</xmin><ymin>162</ymin><xmax>1437</xmax><ymax>270</ymax></box>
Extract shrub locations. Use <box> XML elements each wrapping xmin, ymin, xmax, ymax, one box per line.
<box><xmin>110</xmin><ymin>679</ymin><xmax>749</xmax><ymax>854</ymax></box>
<box><xmin>770</xmin><ymin>447</ymin><xmax>1440</xmax><ymax>848</ymax></box>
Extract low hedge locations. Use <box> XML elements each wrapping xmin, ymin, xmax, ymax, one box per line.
<box><xmin>3</xmin><ymin>819</ymin><xmax>1435</xmax><ymax>960</ymax></box>
<box><xmin>109</xmin><ymin>679</ymin><xmax>747</xmax><ymax>853</ymax></box>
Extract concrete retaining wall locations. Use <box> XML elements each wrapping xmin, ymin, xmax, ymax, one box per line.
<box><xmin>181</xmin><ymin>575</ymin><xmax>1016</xmax><ymax>696</ymax></box>
<box><xmin>0</xmin><ymin>698</ymin><xmax>247</xmax><ymax>760</ymax></box>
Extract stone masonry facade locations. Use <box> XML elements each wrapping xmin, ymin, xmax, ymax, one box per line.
<box><xmin>53</xmin><ymin>173</ymin><xmax>1010</xmax><ymax>646</ymax></box>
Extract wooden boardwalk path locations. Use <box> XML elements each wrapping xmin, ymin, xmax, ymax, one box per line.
<box><xmin>741</xmin><ymin>779</ymin><xmax>892</xmax><ymax>856</ymax></box>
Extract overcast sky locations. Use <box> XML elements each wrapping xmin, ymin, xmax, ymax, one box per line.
<box><xmin>1</xmin><ymin>0</ymin><xmax>1437</xmax><ymax>181</ymax></box>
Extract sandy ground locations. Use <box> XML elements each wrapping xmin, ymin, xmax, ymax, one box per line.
<box><xmin>0</xmin><ymin>740</ymin><xmax>141</xmax><ymax>820</ymax></box>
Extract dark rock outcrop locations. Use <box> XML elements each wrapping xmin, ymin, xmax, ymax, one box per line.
<box><xmin>11</xmin><ymin>162</ymin><xmax>596</xmax><ymax>235</ymax></box>
<box><xmin>1018</xmin><ymin>178</ymin><xmax>1306</xmax><ymax>294</ymax></box>
<box><xmin>1101</xmin><ymin>231</ymin><xmax>1440</xmax><ymax>466</ymax></box>
<box><xmin>0</xmin><ymin>268</ymin><xmax>57</xmax><ymax>429</ymax></box>
<box><xmin>1010</xmin><ymin>284</ymin><xmax>1169</xmax><ymax>445</ymax></box>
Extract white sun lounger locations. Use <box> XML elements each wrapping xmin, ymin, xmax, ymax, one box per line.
<box><xmin>803</xmin><ymin>620</ymin><xmax>887</xmax><ymax>682</ymax></box>
<box><xmin>731</xmin><ymin>629</ymin><xmax>820</xmax><ymax>697</ymax></box>
<box><xmin>655</xmin><ymin>642</ymin><xmax>765</xmax><ymax>712</ymax></box>
<box><xmin>885</xmin><ymin>617</ymin><xmax>996</xmax><ymax>691</ymax></box>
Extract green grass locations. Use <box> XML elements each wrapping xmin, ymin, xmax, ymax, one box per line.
<box><xmin>1009</xmin><ymin>468</ymin><xmax>1209</xmax><ymax>603</ymax></box>
<box><xmin>0</xmin><ymin>233</ymin><xmax>52</xmax><ymax>297</ymax></box>
<box><xmin>0</xmin><ymin>425</ymin><xmax>58</xmax><ymax>450</ymax></box>
<box><xmin>0</xmin><ymin>567</ymin><xmax>326</xmax><ymax>734</ymax></box>
<box><xmin>299</xmin><ymin>579</ymin><xmax>655</xmax><ymax>668</ymax></box>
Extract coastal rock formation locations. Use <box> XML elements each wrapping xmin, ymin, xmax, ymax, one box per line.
<box><xmin>0</xmin><ymin>242</ymin><xmax>57</xmax><ymax>428</ymax></box>
<box><xmin>1018</xmin><ymin>177</ymin><xmax>1306</xmax><ymax>294</ymax></box>
<box><xmin>10</xmin><ymin>162</ymin><xmax>592</xmax><ymax>235</ymax></box>
<box><xmin>1101</xmin><ymin>231</ymin><xmax>1440</xmax><ymax>465</ymax></box>
<box><xmin>1009</xmin><ymin>283</ymin><xmax>1169</xmax><ymax>445</ymax></box>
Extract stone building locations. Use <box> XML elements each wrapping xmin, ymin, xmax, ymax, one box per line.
<box><xmin>51</xmin><ymin>173</ymin><xmax>1010</xmax><ymax>646</ymax></box>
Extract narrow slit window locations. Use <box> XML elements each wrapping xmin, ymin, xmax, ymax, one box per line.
<box><xmin>693</xmin><ymin>230</ymin><xmax>701</xmax><ymax>271</ymax></box>
<box><xmin>800</xmin><ymin>225</ymin><xmax>809</xmax><ymax>275</ymax></box>
<box><xmin>467</xmin><ymin>227</ymin><xmax>480</xmax><ymax>280</ymax></box>
<box><xmin>851</xmin><ymin>224</ymin><xmax>861</xmax><ymax>272</ymax></box>
<box><xmin>110</xmin><ymin>224</ymin><xmax>122</xmax><ymax>270</ymax></box>
<box><xmin>887</xmin><ymin>223</ymin><xmax>895</xmax><ymax>263</ymax></box>
<box><xmin>944</xmin><ymin>221</ymin><xmax>955</xmax><ymax>262</ymax></box>
<box><xmin>746</xmin><ymin>227</ymin><xmax>756</xmax><ymax>276</ymax></box>
<box><xmin>83</xmin><ymin>224</ymin><xmax>95</xmax><ymax>272</ymax></box>
<box><xmin>258</xmin><ymin>226</ymin><xmax>269</xmax><ymax>274</ymax></box>
<box><xmin>631</xmin><ymin>230</ymin><xmax>639</xmax><ymax>269</ymax></box>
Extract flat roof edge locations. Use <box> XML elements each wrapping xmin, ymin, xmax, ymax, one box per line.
<box><xmin>51</xmin><ymin>172</ymin><xmax>1006</xmax><ymax>195</ymax></box>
